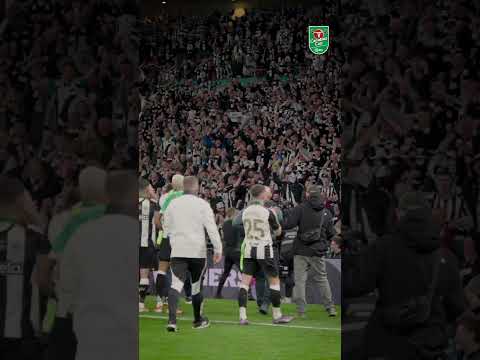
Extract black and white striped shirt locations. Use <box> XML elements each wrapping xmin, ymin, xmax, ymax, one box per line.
<box><xmin>240</xmin><ymin>203</ymin><xmax>280</xmax><ymax>260</ymax></box>
<box><xmin>139</xmin><ymin>198</ymin><xmax>159</xmax><ymax>248</ymax></box>
<box><xmin>321</xmin><ymin>183</ymin><xmax>337</xmax><ymax>200</ymax></box>
<box><xmin>0</xmin><ymin>221</ymin><xmax>50</xmax><ymax>339</ymax></box>
<box><xmin>430</xmin><ymin>189</ymin><xmax>470</xmax><ymax>224</ymax></box>
<box><xmin>220</xmin><ymin>187</ymin><xmax>237</xmax><ymax>209</ymax></box>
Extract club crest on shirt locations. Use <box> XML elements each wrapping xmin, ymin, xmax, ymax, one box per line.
<box><xmin>308</xmin><ymin>26</ymin><xmax>329</xmax><ymax>55</ymax></box>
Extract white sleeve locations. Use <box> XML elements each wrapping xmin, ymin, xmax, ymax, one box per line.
<box><xmin>202</xmin><ymin>201</ymin><xmax>222</xmax><ymax>256</ymax></box>
<box><xmin>163</xmin><ymin>207</ymin><xmax>171</xmax><ymax>237</ymax></box>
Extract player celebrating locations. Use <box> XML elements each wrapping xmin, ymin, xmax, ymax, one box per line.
<box><xmin>236</xmin><ymin>184</ymin><xmax>294</xmax><ymax>325</ymax></box>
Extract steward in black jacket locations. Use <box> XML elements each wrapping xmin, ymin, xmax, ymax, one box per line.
<box><xmin>282</xmin><ymin>186</ymin><xmax>336</xmax><ymax>257</ymax></box>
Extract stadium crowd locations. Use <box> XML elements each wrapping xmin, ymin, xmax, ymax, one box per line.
<box><xmin>0</xmin><ymin>0</ymin><xmax>139</xmax><ymax>229</ymax></box>
<box><xmin>139</xmin><ymin>7</ymin><xmax>342</xmax><ymax>234</ymax></box>
<box><xmin>6</xmin><ymin>0</ymin><xmax>480</xmax><ymax>357</ymax></box>
<box><xmin>137</xmin><ymin>6</ymin><xmax>342</xmax><ymax>326</ymax></box>
<box><xmin>340</xmin><ymin>0</ymin><xmax>480</xmax><ymax>359</ymax></box>
<box><xmin>0</xmin><ymin>0</ymin><xmax>139</xmax><ymax>358</ymax></box>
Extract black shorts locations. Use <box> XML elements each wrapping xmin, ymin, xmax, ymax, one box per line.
<box><xmin>170</xmin><ymin>258</ymin><xmax>207</xmax><ymax>294</ymax></box>
<box><xmin>45</xmin><ymin>315</ymin><xmax>77</xmax><ymax>360</ymax></box>
<box><xmin>139</xmin><ymin>246</ymin><xmax>157</xmax><ymax>269</ymax></box>
<box><xmin>242</xmin><ymin>251</ymin><xmax>279</xmax><ymax>278</ymax></box>
<box><xmin>157</xmin><ymin>236</ymin><xmax>171</xmax><ymax>262</ymax></box>
<box><xmin>224</xmin><ymin>251</ymin><xmax>241</xmax><ymax>270</ymax></box>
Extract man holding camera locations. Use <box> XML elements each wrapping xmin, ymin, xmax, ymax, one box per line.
<box><xmin>283</xmin><ymin>184</ymin><xmax>337</xmax><ymax>317</ymax></box>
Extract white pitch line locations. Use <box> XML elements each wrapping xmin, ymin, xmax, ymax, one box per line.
<box><xmin>140</xmin><ymin>315</ymin><xmax>340</xmax><ymax>331</ymax></box>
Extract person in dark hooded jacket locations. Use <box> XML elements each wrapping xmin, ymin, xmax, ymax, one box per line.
<box><xmin>343</xmin><ymin>191</ymin><xmax>465</xmax><ymax>360</ymax></box>
<box><xmin>282</xmin><ymin>184</ymin><xmax>337</xmax><ymax>317</ymax></box>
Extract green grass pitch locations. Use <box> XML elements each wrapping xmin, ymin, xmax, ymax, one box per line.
<box><xmin>140</xmin><ymin>297</ymin><xmax>341</xmax><ymax>360</ymax></box>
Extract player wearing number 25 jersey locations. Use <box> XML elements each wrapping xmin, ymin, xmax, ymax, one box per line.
<box><xmin>236</xmin><ymin>184</ymin><xmax>294</xmax><ymax>325</ymax></box>
<box><xmin>241</xmin><ymin>201</ymin><xmax>281</xmax><ymax>277</ymax></box>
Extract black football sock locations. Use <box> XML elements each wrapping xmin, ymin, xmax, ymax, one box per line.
<box><xmin>270</xmin><ymin>288</ymin><xmax>281</xmax><ymax>308</ymax></box>
<box><xmin>139</xmin><ymin>284</ymin><xmax>148</xmax><ymax>303</ymax></box>
<box><xmin>168</xmin><ymin>288</ymin><xmax>180</xmax><ymax>324</ymax></box>
<box><xmin>192</xmin><ymin>293</ymin><xmax>204</xmax><ymax>323</ymax></box>
<box><xmin>156</xmin><ymin>272</ymin><xmax>167</xmax><ymax>298</ymax></box>
<box><xmin>238</xmin><ymin>287</ymin><xmax>248</xmax><ymax>308</ymax></box>
<box><xmin>216</xmin><ymin>271</ymin><xmax>229</xmax><ymax>297</ymax></box>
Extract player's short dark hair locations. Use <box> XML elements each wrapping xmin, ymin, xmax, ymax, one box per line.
<box><xmin>0</xmin><ymin>176</ymin><xmax>25</xmax><ymax>206</ymax></box>
<box><xmin>250</xmin><ymin>184</ymin><xmax>266</xmax><ymax>198</ymax></box>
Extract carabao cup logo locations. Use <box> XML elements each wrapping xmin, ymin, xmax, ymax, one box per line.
<box><xmin>309</xmin><ymin>26</ymin><xmax>329</xmax><ymax>55</ymax></box>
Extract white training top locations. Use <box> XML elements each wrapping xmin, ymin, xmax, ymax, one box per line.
<box><xmin>60</xmin><ymin>214</ymin><xmax>138</xmax><ymax>360</ymax></box>
<box><xmin>164</xmin><ymin>194</ymin><xmax>222</xmax><ymax>258</ymax></box>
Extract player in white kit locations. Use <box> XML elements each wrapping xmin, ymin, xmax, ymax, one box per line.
<box><xmin>236</xmin><ymin>184</ymin><xmax>294</xmax><ymax>325</ymax></box>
